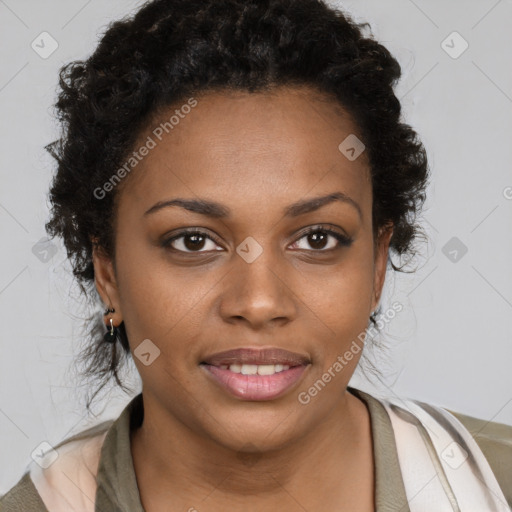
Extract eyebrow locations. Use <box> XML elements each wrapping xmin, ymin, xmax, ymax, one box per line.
<box><xmin>144</xmin><ymin>191</ymin><xmax>362</xmax><ymax>221</ymax></box>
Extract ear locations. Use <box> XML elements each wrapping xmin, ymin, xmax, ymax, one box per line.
<box><xmin>91</xmin><ymin>237</ymin><xmax>122</xmax><ymax>322</ymax></box>
<box><xmin>370</xmin><ymin>223</ymin><xmax>393</xmax><ymax>313</ymax></box>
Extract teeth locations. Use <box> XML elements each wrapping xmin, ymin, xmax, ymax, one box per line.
<box><xmin>257</xmin><ymin>364</ymin><xmax>276</xmax><ymax>375</ymax></box>
<box><xmin>240</xmin><ymin>364</ymin><xmax>258</xmax><ymax>375</ymax></box>
<box><xmin>225</xmin><ymin>364</ymin><xmax>291</xmax><ymax>375</ymax></box>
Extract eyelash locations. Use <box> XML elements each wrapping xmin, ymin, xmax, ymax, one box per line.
<box><xmin>161</xmin><ymin>225</ymin><xmax>353</xmax><ymax>254</ymax></box>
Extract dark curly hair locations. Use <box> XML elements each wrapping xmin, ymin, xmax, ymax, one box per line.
<box><xmin>44</xmin><ymin>0</ymin><xmax>430</xmax><ymax>410</ymax></box>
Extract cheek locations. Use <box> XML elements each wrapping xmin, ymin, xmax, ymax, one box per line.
<box><xmin>302</xmin><ymin>265</ymin><xmax>374</xmax><ymax>383</ymax></box>
<box><xmin>304</xmin><ymin>250</ymin><xmax>375</xmax><ymax>334</ymax></box>
<box><xmin>114</xmin><ymin>241</ymin><xmax>216</xmax><ymax>363</ymax></box>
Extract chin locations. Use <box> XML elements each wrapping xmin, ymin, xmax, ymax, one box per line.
<box><xmin>201</xmin><ymin>403</ymin><xmax>308</xmax><ymax>454</ymax></box>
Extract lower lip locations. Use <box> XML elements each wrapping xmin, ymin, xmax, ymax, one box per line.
<box><xmin>201</xmin><ymin>364</ymin><xmax>309</xmax><ymax>401</ymax></box>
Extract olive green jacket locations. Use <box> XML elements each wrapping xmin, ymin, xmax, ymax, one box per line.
<box><xmin>1</xmin><ymin>388</ymin><xmax>511</xmax><ymax>511</ymax></box>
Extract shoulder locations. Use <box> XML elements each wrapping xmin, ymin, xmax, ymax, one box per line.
<box><xmin>0</xmin><ymin>472</ymin><xmax>49</xmax><ymax>512</ymax></box>
<box><xmin>0</xmin><ymin>420</ymin><xmax>113</xmax><ymax>512</ymax></box>
<box><xmin>446</xmin><ymin>408</ymin><xmax>512</xmax><ymax>508</ymax></box>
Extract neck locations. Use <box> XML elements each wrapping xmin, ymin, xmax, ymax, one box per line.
<box><xmin>131</xmin><ymin>389</ymin><xmax>374</xmax><ymax>510</ymax></box>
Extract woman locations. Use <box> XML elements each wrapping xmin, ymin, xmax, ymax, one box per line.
<box><xmin>1</xmin><ymin>0</ymin><xmax>510</xmax><ymax>511</ymax></box>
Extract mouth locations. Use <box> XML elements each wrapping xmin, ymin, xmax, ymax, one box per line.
<box><xmin>200</xmin><ymin>347</ymin><xmax>311</xmax><ymax>401</ymax></box>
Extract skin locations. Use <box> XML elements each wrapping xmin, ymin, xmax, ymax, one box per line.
<box><xmin>92</xmin><ymin>85</ymin><xmax>393</xmax><ymax>511</ymax></box>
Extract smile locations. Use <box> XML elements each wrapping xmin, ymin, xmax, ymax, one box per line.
<box><xmin>200</xmin><ymin>347</ymin><xmax>311</xmax><ymax>401</ymax></box>
<box><xmin>201</xmin><ymin>363</ymin><xmax>309</xmax><ymax>401</ymax></box>
<box><xmin>220</xmin><ymin>363</ymin><xmax>291</xmax><ymax>375</ymax></box>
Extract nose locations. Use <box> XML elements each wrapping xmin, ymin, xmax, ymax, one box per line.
<box><xmin>218</xmin><ymin>244</ymin><xmax>297</xmax><ymax>329</ymax></box>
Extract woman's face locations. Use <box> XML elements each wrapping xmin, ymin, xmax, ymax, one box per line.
<box><xmin>93</xmin><ymin>86</ymin><xmax>392</xmax><ymax>451</ymax></box>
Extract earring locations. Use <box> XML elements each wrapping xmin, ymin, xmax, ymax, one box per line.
<box><xmin>103</xmin><ymin>317</ymin><xmax>119</xmax><ymax>343</ymax></box>
<box><xmin>103</xmin><ymin>307</ymin><xmax>118</xmax><ymax>343</ymax></box>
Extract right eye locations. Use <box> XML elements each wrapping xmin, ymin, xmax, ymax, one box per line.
<box><xmin>161</xmin><ymin>229</ymin><xmax>224</xmax><ymax>253</ymax></box>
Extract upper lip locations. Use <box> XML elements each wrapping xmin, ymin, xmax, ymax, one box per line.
<box><xmin>201</xmin><ymin>347</ymin><xmax>311</xmax><ymax>367</ymax></box>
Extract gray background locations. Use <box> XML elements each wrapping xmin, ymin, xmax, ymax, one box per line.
<box><xmin>1</xmin><ymin>0</ymin><xmax>511</xmax><ymax>493</ymax></box>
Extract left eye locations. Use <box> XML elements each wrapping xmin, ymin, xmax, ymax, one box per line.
<box><xmin>290</xmin><ymin>227</ymin><xmax>352</xmax><ymax>251</ymax></box>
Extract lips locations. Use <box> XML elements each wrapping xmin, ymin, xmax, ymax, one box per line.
<box><xmin>200</xmin><ymin>347</ymin><xmax>311</xmax><ymax>401</ymax></box>
<box><xmin>201</xmin><ymin>347</ymin><xmax>310</xmax><ymax>367</ymax></box>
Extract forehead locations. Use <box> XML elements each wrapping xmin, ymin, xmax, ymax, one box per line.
<box><xmin>117</xmin><ymin>86</ymin><xmax>371</xmax><ymax>221</ymax></box>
